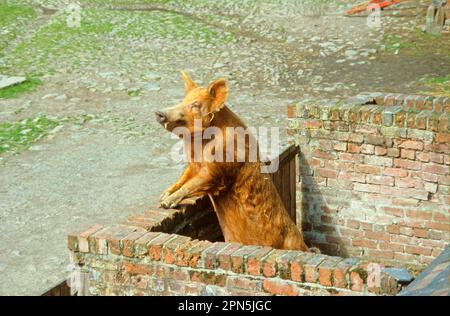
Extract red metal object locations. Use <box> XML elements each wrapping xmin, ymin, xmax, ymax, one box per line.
<box><xmin>346</xmin><ymin>0</ymin><xmax>403</xmax><ymax>15</ymax></box>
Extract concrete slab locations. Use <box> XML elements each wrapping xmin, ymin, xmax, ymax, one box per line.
<box><xmin>399</xmin><ymin>247</ymin><xmax>450</xmax><ymax>296</ymax></box>
<box><xmin>0</xmin><ymin>75</ymin><xmax>26</xmax><ymax>90</ymax></box>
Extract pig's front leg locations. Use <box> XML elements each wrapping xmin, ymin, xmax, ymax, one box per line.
<box><xmin>159</xmin><ymin>166</ymin><xmax>194</xmax><ymax>202</ymax></box>
<box><xmin>160</xmin><ymin>174</ymin><xmax>212</xmax><ymax>209</ymax></box>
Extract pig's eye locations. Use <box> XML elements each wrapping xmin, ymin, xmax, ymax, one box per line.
<box><xmin>191</xmin><ymin>101</ymin><xmax>201</xmax><ymax>108</ymax></box>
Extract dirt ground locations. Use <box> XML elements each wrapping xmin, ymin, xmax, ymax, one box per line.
<box><xmin>0</xmin><ymin>0</ymin><xmax>449</xmax><ymax>295</ymax></box>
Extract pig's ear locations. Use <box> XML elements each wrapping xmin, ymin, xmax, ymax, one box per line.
<box><xmin>181</xmin><ymin>71</ymin><xmax>198</xmax><ymax>93</ymax></box>
<box><xmin>207</xmin><ymin>79</ymin><xmax>228</xmax><ymax>112</ymax></box>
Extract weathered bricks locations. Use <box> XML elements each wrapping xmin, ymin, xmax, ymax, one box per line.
<box><xmin>288</xmin><ymin>93</ymin><xmax>449</xmax><ymax>268</ymax></box>
<box><xmin>68</xmin><ymin>205</ymin><xmax>406</xmax><ymax>296</ymax></box>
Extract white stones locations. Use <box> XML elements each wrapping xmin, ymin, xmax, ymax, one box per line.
<box><xmin>0</xmin><ymin>75</ymin><xmax>26</xmax><ymax>89</ymax></box>
<box><xmin>345</xmin><ymin>49</ymin><xmax>358</xmax><ymax>59</ymax></box>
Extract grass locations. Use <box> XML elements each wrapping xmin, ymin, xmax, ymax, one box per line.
<box><xmin>421</xmin><ymin>75</ymin><xmax>450</xmax><ymax>97</ymax></box>
<box><xmin>0</xmin><ymin>77</ymin><xmax>42</xmax><ymax>99</ymax></box>
<box><xmin>0</xmin><ymin>3</ymin><xmax>36</xmax><ymax>53</ymax></box>
<box><xmin>384</xmin><ymin>30</ymin><xmax>450</xmax><ymax>57</ymax></box>
<box><xmin>2</xmin><ymin>7</ymin><xmax>234</xmax><ymax>74</ymax></box>
<box><xmin>0</xmin><ymin>115</ymin><xmax>60</xmax><ymax>154</ymax></box>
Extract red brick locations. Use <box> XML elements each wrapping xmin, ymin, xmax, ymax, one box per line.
<box><xmin>394</xmin><ymin>159</ymin><xmax>422</xmax><ymax>170</ymax></box>
<box><xmin>405</xmin><ymin>245</ymin><xmax>432</xmax><ymax>256</ymax></box>
<box><xmin>379</xmin><ymin>241</ymin><xmax>404</xmax><ymax>252</ymax></box>
<box><xmin>304</xmin><ymin>255</ymin><xmax>327</xmax><ymax>283</ymax></box>
<box><xmin>246</xmin><ymin>246</ymin><xmax>272</xmax><ymax>276</ymax></box>
<box><xmin>368</xmin><ymin>249</ymin><xmax>394</xmax><ymax>260</ymax></box>
<box><xmin>90</xmin><ymin>225</ymin><xmax>136</xmax><ymax>255</ymax></box>
<box><xmin>122</xmin><ymin>261</ymin><xmax>153</xmax><ymax>275</ymax></box>
<box><xmin>381</xmin><ymin>186</ymin><xmax>429</xmax><ymax>200</ymax></box>
<box><xmin>394</xmin><ymin>252</ymin><xmax>418</xmax><ymax>262</ymax></box>
<box><xmin>424</xmin><ymin>182</ymin><xmax>438</xmax><ymax>193</ymax></box>
<box><xmin>312</xmin><ymin>149</ymin><xmax>337</xmax><ymax>160</ymax></box>
<box><xmin>263</xmin><ymin>279</ymin><xmax>299</xmax><ymax>296</ymax></box>
<box><xmin>317</xmin><ymin>168</ymin><xmax>339</xmax><ymax>179</ymax></box>
<box><xmin>364</xmin><ymin>231</ymin><xmax>389</xmax><ymax>241</ymax></box>
<box><xmin>261</xmin><ymin>250</ymin><xmax>287</xmax><ymax>278</ymax></box>
<box><xmin>74</xmin><ymin>224</ymin><xmax>104</xmax><ymax>253</ymax></box>
<box><xmin>289</xmin><ymin>252</ymin><xmax>314</xmax><ymax>282</ymax></box>
<box><xmin>339</xmin><ymin>227</ymin><xmax>363</xmax><ymax>238</ymax></box>
<box><xmin>338</xmin><ymin>172</ymin><xmax>366</xmax><ymax>183</ymax></box>
<box><xmin>347</xmin><ymin>219</ymin><xmax>361</xmax><ymax>229</ymax></box>
<box><xmin>148</xmin><ymin>233</ymin><xmax>176</xmax><ymax>261</ymax></box>
<box><xmin>348</xmin><ymin>143</ymin><xmax>361</xmax><ymax>153</ymax></box>
<box><xmin>365</xmin><ymin>135</ymin><xmax>385</xmax><ymax>146</ymax></box>
<box><xmin>406</xmin><ymin>210</ymin><xmax>432</xmax><ymax>220</ymax></box>
<box><xmin>386</xmin><ymin>148</ymin><xmax>400</xmax><ymax>157</ymax></box>
<box><xmin>425</xmin><ymin>221</ymin><xmax>450</xmax><ymax>231</ymax></box>
<box><xmin>133</xmin><ymin>232</ymin><xmax>162</xmax><ymax>257</ymax></box>
<box><xmin>401</xmin><ymin>149</ymin><xmax>415</xmax><ymax>160</ymax></box>
<box><xmin>387</xmin><ymin>224</ymin><xmax>400</xmax><ymax>234</ymax></box>
<box><xmin>318</xmin><ymin>257</ymin><xmax>342</xmax><ymax>287</ymax></box>
<box><xmin>162</xmin><ymin>235</ymin><xmax>192</xmax><ymax>265</ymax></box>
<box><xmin>395</xmin><ymin>177</ymin><xmax>423</xmax><ymax>189</ymax></box>
<box><xmin>354</xmin><ymin>183</ymin><xmax>380</xmax><ymax>193</ymax></box>
<box><xmin>399</xmin><ymin>140</ymin><xmax>423</xmax><ymax>150</ymax></box>
<box><xmin>230</xmin><ymin>245</ymin><xmax>258</xmax><ymax>274</ymax></box>
<box><xmin>333</xmin><ymin>259</ymin><xmax>355</xmax><ymax>289</ymax></box>
<box><xmin>417</xmin><ymin>152</ymin><xmax>430</xmax><ymax>162</ymax></box>
<box><xmin>384</xmin><ymin>167</ymin><xmax>408</xmax><ymax>178</ymax></box>
<box><xmin>187</xmin><ymin>240</ymin><xmax>212</xmax><ymax>268</ymax></box>
<box><xmin>304</xmin><ymin>120</ymin><xmax>322</xmax><ymax>129</ymax></box>
<box><xmin>429</xmin><ymin>153</ymin><xmax>444</xmax><ymax>164</ymax></box>
<box><xmin>287</xmin><ymin>105</ymin><xmax>296</xmax><ymax>118</ymax></box>
<box><xmin>399</xmin><ymin>226</ymin><xmax>414</xmax><ymax>236</ymax></box>
<box><xmin>217</xmin><ymin>243</ymin><xmax>242</xmax><ymax>271</ymax></box>
<box><xmin>121</xmin><ymin>228</ymin><xmax>148</xmax><ymax>257</ymax></box>
<box><xmin>436</xmin><ymin>133</ymin><xmax>450</xmax><ymax>143</ymax></box>
<box><xmin>367</xmin><ymin>175</ymin><xmax>394</xmax><ymax>186</ymax></box>
<box><xmin>433</xmin><ymin>212</ymin><xmax>449</xmax><ymax>222</ymax></box>
<box><xmin>349</xmin><ymin>271</ymin><xmax>364</xmax><ymax>292</ymax></box>
<box><xmin>374</xmin><ymin>146</ymin><xmax>387</xmax><ymax>156</ymax></box>
<box><xmin>333</xmin><ymin>142</ymin><xmax>347</xmax><ymax>152</ymax></box>
<box><xmin>339</xmin><ymin>153</ymin><xmax>363</xmax><ymax>162</ymax></box>
<box><xmin>383</xmin><ymin>207</ymin><xmax>404</xmax><ymax>217</ymax></box>
<box><xmin>422</xmin><ymin>163</ymin><xmax>449</xmax><ymax>175</ymax></box>
<box><xmin>416</xmin><ymin>172</ymin><xmax>439</xmax><ymax>183</ymax></box>
<box><xmin>355</xmin><ymin>164</ymin><xmax>381</xmax><ymax>175</ymax></box>
<box><xmin>413</xmin><ymin>228</ymin><xmax>428</xmax><ymax>238</ymax></box>
<box><xmin>226</xmin><ymin>276</ymin><xmax>263</xmax><ymax>291</ymax></box>
<box><xmin>202</xmin><ymin>242</ymin><xmax>229</xmax><ymax>269</ymax></box>
<box><xmin>352</xmin><ymin>238</ymin><xmax>377</xmax><ymax>249</ymax></box>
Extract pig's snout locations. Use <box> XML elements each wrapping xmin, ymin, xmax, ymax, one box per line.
<box><xmin>155</xmin><ymin>111</ymin><xmax>167</xmax><ymax>124</ymax></box>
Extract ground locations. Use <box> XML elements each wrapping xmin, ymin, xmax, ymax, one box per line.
<box><xmin>0</xmin><ymin>0</ymin><xmax>449</xmax><ymax>295</ymax></box>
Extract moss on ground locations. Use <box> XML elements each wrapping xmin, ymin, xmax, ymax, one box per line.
<box><xmin>0</xmin><ymin>77</ymin><xmax>43</xmax><ymax>99</ymax></box>
<box><xmin>0</xmin><ymin>3</ymin><xmax>37</xmax><ymax>53</ymax></box>
<box><xmin>2</xmin><ymin>7</ymin><xmax>234</xmax><ymax>74</ymax></box>
<box><xmin>0</xmin><ymin>115</ymin><xmax>60</xmax><ymax>155</ymax></box>
<box><xmin>421</xmin><ymin>75</ymin><xmax>450</xmax><ymax>97</ymax></box>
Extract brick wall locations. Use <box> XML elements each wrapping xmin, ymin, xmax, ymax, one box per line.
<box><xmin>287</xmin><ymin>93</ymin><xmax>450</xmax><ymax>268</ymax></box>
<box><xmin>68</xmin><ymin>205</ymin><xmax>408</xmax><ymax>296</ymax></box>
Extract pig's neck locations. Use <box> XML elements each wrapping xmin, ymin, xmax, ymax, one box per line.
<box><xmin>211</xmin><ymin>105</ymin><xmax>247</xmax><ymax>130</ymax></box>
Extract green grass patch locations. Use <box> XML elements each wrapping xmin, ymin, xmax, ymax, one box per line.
<box><xmin>3</xmin><ymin>8</ymin><xmax>234</xmax><ymax>74</ymax></box>
<box><xmin>421</xmin><ymin>75</ymin><xmax>450</xmax><ymax>97</ymax></box>
<box><xmin>0</xmin><ymin>115</ymin><xmax>60</xmax><ymax>154</ymax></box>
<box><xmin>384</xmin><ymin>30</ymin><xmax>450</xmax><ymax>57</ymax></box>
<box><xmin>0</xmin><ymin>77</ymin><xmax>42</xmax><ymax>99</ymax></box>
<box><xmin>0</xmin><ymin>3</ymin><xmax>36</xmax><ymax>53</ymax></box>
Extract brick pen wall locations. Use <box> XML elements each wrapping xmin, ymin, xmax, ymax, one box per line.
<box><xmin>68</xmin><ymin>205</ymin><xmax>407</xmax><ymax>296</ymax></box>
<box><xmin>287</xmin><ymin>93</ymin><xmax>450</xmax><ymax>268</ymax></box>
